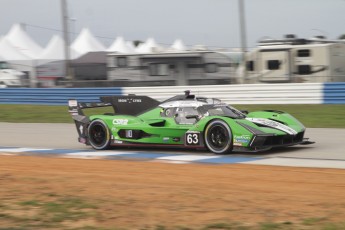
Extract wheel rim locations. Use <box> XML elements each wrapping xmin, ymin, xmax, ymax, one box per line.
<box><xmin>90</xmin><ymin>124</ymin><xmax>107</xmax><ymax>146</ymax></box>
<box><xmin>207</xmin><ymin>124</ymin><xmax>229</xmax><ymax>151</ymax></box>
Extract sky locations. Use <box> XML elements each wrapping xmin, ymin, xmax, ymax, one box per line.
<box><xmin>0</xmin><ymin>0</ymin><xmax>345</xmax><ymax>49</ymax></box>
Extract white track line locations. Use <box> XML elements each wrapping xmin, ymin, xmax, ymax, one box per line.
<box><xmin>0</xmin><ymin>148</ymin><xmax>52</xmax><ymax>153</ymax></box>
<box><xmin>66</xmin><ymin>151</ymin><xmax>137</xmax><ymax>157</ymax></box>
<box><xmin>157</xmin><ymin>155</ymin><xmax>220</xmax><ymax>162</ymax></box>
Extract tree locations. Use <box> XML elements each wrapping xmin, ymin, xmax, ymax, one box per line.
<box><xmin>133</xmin><ymin>40</ymin><xmax>144</xmax><ymax>47</ymax></box>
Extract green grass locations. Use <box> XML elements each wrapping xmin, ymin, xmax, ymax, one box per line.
<box><xmin>0</xmin><ymin>104</ymin><xmax>344</xmax><ymax>128</ymax></box>
<box><xmin>0</xmin><ymin>104</ymin><xmax>114</xmax><ymax>123</ymax></box>
<box><xmin>2</xmin><ymin>205</ymin><xmax>345</xmax><ymax>230</ymax></box>
<box><xmin>0</xmin><ymin>196</ymin><xmax>99</xmax><ymax>229</ymax></box>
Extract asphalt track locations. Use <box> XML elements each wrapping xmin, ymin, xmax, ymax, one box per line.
<box><xmin>0</xmin><ymin>122</ymin><xmax>345</xmax><ymax>168</ymax></box>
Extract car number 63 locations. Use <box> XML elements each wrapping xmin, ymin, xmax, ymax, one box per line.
<box><xmin>185</xmin><ymin>132</ymin><xmax>200</xmax><ymax>145</ymax></box>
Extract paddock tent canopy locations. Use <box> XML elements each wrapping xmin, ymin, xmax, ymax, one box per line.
<box><xmin>37</xmin><ymin>35</ymin><xmax>81</xmax><ymax>79</ymax></box>
<box><xmin>37</xmin><ymin>35</ymin><xmax>81</xmax><ymax>65</ymax></box>
<box><xmin>71</xmin><ymin>28</ymin><xmax>106</xmax><ymax>56</ymax></box>
<box><xmin>0</xmin><ymin>37</ymin><xmax>32</xmax><ymax>61</ymax></box>
<box><xmin>0</xmin><ymin>36</ymin><xmax>34</xmax><ymax>72</ymax></box>
<box><xmin>5</xmin><ymin>24</ymin><xmax>43</xmax><ymax>59</ymax></box>
<box><xmin>136</xmin><ymin>37</ymin><xmax>163</xmax><ymax>53</ymax></box>
<box><xmin>170</xmin><ymin>39</ymin><xmax>187</xmax><ymax>51</ymax></box>
<box><xmin>107</xmin><ymin>36</ymin><xmax>135</xmax><ymax>53</ymax></box>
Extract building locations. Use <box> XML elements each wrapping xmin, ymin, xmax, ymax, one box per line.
<box><xmin>240</xmin><ymin>35</ymin><xmax>345</xmax><ymax>83</ymax></box>
<box><xmin>107</xmin><ymin>51</ymin><xmax>237</xmax><ymax>86</ymax></box>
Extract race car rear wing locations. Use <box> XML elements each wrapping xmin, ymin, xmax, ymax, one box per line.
<box><xmin>68</xmin><ymin>95</ymin><xmax>161</xmax><ymax>116</ymax></box>
<box><xmin>68</xmin><ymin>99</ymin><xmax>107</xmax><ymax>144</ymax></box>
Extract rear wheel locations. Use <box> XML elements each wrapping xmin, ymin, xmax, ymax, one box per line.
<box><xmin>88</xmin><ymin>120</ymin><xmax>111</xmax><ymax>150</ymax></box>
<box><xmin>204</xmin><ymin>119</ymin><xmax>232</xmax><ymax>154</ymax></box>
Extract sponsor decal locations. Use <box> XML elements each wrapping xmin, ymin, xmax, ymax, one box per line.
<box><xmin>68</xmin><ymin>100</ymin><xmax>78</xmax><ymax>107</ymax></box>
<box><xmin>114</xmin><ymin>140</ymin><xmax>123</xmax><ymax>144</ymax></box>
<box><xmin>234</xmin><ymin>135</ymin><xmax>251</xmax><ymax>145</ymax></box>
<box><xmin>118</xmin><ymin>98</ymin><xmax>142</xmax><ymax>103</ymax></box>
<box><xmin>111</xmin><ymin>127</ymin><xmax>117</xmax><ymax>132</ymax></box>
<box><xmin>233</xmin><ymin>142</ymin><xmax>243</xmax><ymax>146</ymax></box>
<box><xmin>163</xmin><ymin>137</ymin><xmax>170</xmax><ymax>142</ymax></box>
<box><xmin>112</xmin><ymin>119</ymin><xmax>128</xmax><ymax>125</ymax></box>
<box><xmin>173</xmin><ymin>137</ymin><xmax>180</xmax><ymax>142</ymax></box>
<box><xmin>186</xmin><ymin>131</ymin><xmax>200</xmax><ymax>134</ymax></box>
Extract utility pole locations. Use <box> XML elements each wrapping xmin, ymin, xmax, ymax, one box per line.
<box><xmin>61</xmin><ymin>0</ymin><xmax>72</xmax><ymax>85</ymax></box>
<box><xmin>238</xmin><ymin>0</ymin><xmax>248</xmax><ymax>81</ymax></box>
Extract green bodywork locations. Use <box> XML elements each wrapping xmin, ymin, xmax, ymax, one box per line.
<box><xmin>89</xmin><ymin>106</ymin><xmax>306</xmax><ymax>149</ymax></box>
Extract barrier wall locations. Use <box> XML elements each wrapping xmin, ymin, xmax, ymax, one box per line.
<box><xmin>123</xmin><ymin>83</ymin><xmax>323</xmax><ymax>104</ymax></box>
<box><xmin>0</xmin><ymin>83</ymin><xmax>344</xmax><ymax>105</ymax></box>
<box><xmin>0</xmin><ymin>88</ymin><xmax>122</xmax><ymax>105</ymax></box>
<box><xmin>324</xmin><ymin>82</ymin><xmax>345</xmax><ymax>104</ymax></box>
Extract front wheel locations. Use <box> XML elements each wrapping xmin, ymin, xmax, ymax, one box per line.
<box><xmin>204</xmin><ymin>119</ymin><xmax>232</xmax><ymax>154</ymax></box>
<box><xmin>88</xmin><ymin>119</ymin><xmax>111</xmax><ymax>150</ymax></box>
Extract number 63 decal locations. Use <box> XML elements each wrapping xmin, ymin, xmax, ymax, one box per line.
<box><xmin>185</xmin><ymin>132</ymin><xmax>200</xmax><ymax>145</ymax></box>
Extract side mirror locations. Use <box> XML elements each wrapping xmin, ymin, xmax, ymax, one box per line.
<box><xmin>241</xmin><ymin>110</ymin><xmax>249</xmax><ymax>115</ymax></box>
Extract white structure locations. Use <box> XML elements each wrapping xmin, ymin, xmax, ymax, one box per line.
<box><xmin>107</xmin><ymin>36</ymin><xmax>135</xmax><ymax>53</ymax></box>
<box><xmin>136</xmin><ymin>38</ymin><xmax>164</xmax><ymax>53</ymax></box>
<box><xmin>240</xmin><ymin>36</ymin><xmax>345</xmax><ymax>83</ymax></box>
<box><xmin>0</xmin><ymin>37</ymin><xmax>32</xmax><ymax>61</ymax></box>
<box><xmin>170</xmin><ymin>39</ymin><xmax>187</xmax><ymax>51</ymax></box>
<box><xmin>5</xmin><ymin>24</ymin><xmax>43</xmax><ymax>59</ymax></box>
<box><xmin>108</xmin><ymin>51</ymin><xmax>236</xmax><ymax>86</ymax></box>
<box><xmin>0</xmin><ymin>36</ymin><xmax>34</xmax><ymax>81</ymax></box>
<box><xmin>126</xmin><ymin>41</ymin><xmax>136</xmax><ymax>52</ymax></box>
<box><xmin>38</xmin><ymin>35</ymin><xmax>80</xmax><ymax>63</ymax></box>
<box><xmin>71</xmin><ymin>28</ymin><xmax>106</xmax><ymax>56</ymax></box>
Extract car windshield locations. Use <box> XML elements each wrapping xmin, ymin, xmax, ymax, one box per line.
<box><xmin>200</xmin><ymin>105</ymin><xmax>246</xmax><ymax>119</ymax></box>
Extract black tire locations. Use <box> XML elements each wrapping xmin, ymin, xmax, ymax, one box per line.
<box><xmin>204</xmin><ymin>119</ymin><xmax>232</xmax><ymax>154</ymax></box>
<box><xmin>88</xmin><ymin>119</ymin><xmax>111</xmax><ymax>150</ymax></box>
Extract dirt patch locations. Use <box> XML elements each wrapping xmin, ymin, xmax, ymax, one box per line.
<box><xmin>1</xmin><ymin>155</ymin><xmax>345</xmax><ymax>229</ymax></box>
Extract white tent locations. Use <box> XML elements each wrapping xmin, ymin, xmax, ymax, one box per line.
<box><xmin>126</xmin><ymin>41</ymin><xmax>136</xmax><ymax>52</ymax></box>
<box><xmin>107</xmin><ymin>36</ymin><xmax>135</xmax><ymax>53</ymax></box>
<box><xmin>71</xmin><ymin>28</ymin><xmax>106</xmax><ymax>55</ymax></box>
<box><xmin>136</xmin><ymin>37</ymin><xmax>164</xmax><ymax>53</ymax></box>
<box><xmin>0</xmin><ymin>37</ymin><xmax>32</xmax><ymax>61</ymax></box>
<box><xmin>0</xmin><ymin>36</ymin><xmax>35</xmax><ymax>82</ymax></box>
<box><xmin>5</xmin><ymin>24</ymin><xmax>43</xmax><ymax>59</ymax></box>
<box><xmin>38</xmin><ymin>35</ymin><xmax>81</xmax><ymax>62</ymax></box>
<box><xmin>170</xmin><ymin>39</ymin><xmax>187</xmax><ymax>51</ymax></box>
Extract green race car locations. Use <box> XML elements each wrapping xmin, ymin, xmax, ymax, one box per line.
<box><xmin>68</xmin><ymin>91</ymin><xmax>314</xmax><ymax>154</ymax></box>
